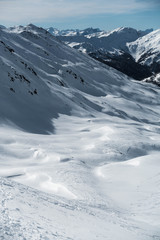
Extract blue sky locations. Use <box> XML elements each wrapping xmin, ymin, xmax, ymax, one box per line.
<box><xmin>0</xmin><ymin>0</ymin><xmax>159</xmax><ymax>30</ymax></box>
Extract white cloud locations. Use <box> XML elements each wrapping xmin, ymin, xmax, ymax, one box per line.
<box><xmin>0</xmin><ymin>0</ymin><xmax>156</xmax><ymax>24</ymax></box>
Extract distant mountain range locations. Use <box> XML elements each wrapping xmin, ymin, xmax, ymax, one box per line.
<box><xmin>47</xmin><ymin>26</ymin><xmax>160</xmax><ymax>82</ymax></box>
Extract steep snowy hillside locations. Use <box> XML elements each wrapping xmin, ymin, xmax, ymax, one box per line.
<box><xmin>127</xmin><ymin>29</ymin><xmax>160</xmax><ymax>73</ymax></box>
<box><xmin>0</xmin><ymin>24</ymin><xmax>160</xmax><ymax>240</ymax></box>
<box><xmin>0</xmin><ymin>24</ymin><xmax>113</xmax><ymax>133</ymax></box>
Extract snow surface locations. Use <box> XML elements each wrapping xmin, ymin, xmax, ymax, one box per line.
<box><xmin>143</xmin><ymin>73</ymin><xmax>160</xmax><ymax>86</ymax></box>
<box><xmin>0</xmin><ymin>24</ymin><xmax>160</xmax><ymax>240</ymax></box>
<box><xmin>127</xmin><ymin>29</ymin><xmax>160</xmax><ymax>65</ymax></box>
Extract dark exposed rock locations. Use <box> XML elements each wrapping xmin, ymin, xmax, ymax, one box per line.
<box><xmin>89</xmin><ymin>51</ymin><xmax>152</xmax><ymax>80</ymax></box>
<box><xmin>10</xmin><ymin>87</ymin><xmax>15</xmax><ymax>93</ymax></box>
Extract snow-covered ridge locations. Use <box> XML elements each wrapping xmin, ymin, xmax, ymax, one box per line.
<box><xmin>0</xmin><ymin>24</ymin><xmax>158</xmax><ymax>134</ymax></box>
<box><xmin>47</xmin><ymin>27</ymin><xmax>102</xmax><ymax>37</ymax></box>
<box><xmin>0</xmin><ymin>24</ymin><xmax>6</xmax><ymax>29</ymax></box>
<box><xmin>6</xmin><ymin>24</ymin><xmax>157</xmax><ymax>80</ymax></box>
<box><xmin>47</xmin><ymin>26</ymin><xmax>152</xmax><ymax>40</ymax></box>
<box><xmin>1</xmin><ymin>23</ymin><xmax>142</xmax><ymax>133</ymax></box>
<box><xmin>127</xmin><ymin>29</ymin><xmax>160</xmax><ymax>68</ymax></box>
<box><xmin>50</xmin><ymin>26</ymin><xmax>153</xmax><ymax>52</ymax></box>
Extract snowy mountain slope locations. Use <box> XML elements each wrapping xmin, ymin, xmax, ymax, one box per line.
<box><xmin>1</xmin><ymin>24</ymin><xmax>160</xmax><ymax>239</ymax></box>
<box><xmin>1</xmin><ymin>109</ymin><xmax>160</xmax><ymax>240</ymax></box>
<box><xmin>0</xmin><ymin>24</ymin><xmax>115</xmax><ymax>133</ymax></box>
<box><xmin>48</xmin><ymin>26</ymin><xmax>156</xmax><ymax>80</ymax></box>
<box><xmin>0</xmin><ymin>24</ymin><xmax>155</xmax><ymax>133</ymax></box>
<box><xmin>127</xmin><ymin>29</ymin><xmax>160</xmax><ymax>73</ymax></box>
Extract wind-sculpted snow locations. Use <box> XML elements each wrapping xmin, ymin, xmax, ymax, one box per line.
<box><xmin>0</xmin><ymin>24</ymin><xmax>160</xmax><ymax>239</ymax></box>
<box><xmin>0</xmin><ymin>121</ymin><xmax>160</xmax><ymax>240</ymax></box>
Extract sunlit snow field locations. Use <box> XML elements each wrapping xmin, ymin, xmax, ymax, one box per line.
<box><xmin>1</xmin><ymin>110</ymin><xmax>160</xmax><ymax>239</ymax></box>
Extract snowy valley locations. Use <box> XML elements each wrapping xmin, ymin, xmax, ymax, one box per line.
<box><xmin>0</xmin><ymin>24</ymin><xmax>160</xmax><ymax>240</ymax></box>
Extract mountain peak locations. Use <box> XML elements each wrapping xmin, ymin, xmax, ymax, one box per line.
<box><xmin>82</xmin><ymin>27</ymin><xmax>101</xmax><ymax>35</ymax></box>
<box><xmin>27</xmin><ymin>23</ymin><xmax>37</xmax><ymax>28</ymax></box>
<box><xmin>0</xmin><ymin>25</ymin><xmax>6</xmax><ymax>29</ymax></box>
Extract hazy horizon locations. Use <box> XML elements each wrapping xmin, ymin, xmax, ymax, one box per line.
<box><xmin>0</xmin><ymin>0</ymin><xmax>159</xmax><ymax>31</ymax></box>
